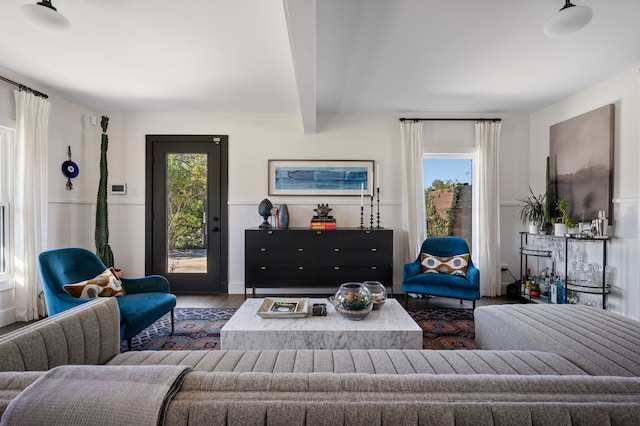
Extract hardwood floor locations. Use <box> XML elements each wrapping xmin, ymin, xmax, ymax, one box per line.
<box><xmin>175</xmin><ymin>293</ymin><xmax>516</xmax><ymax>310</ymax></box>
<box><xmin>0</xmin><ymin>293</ymin><xmax>518</xmax><ymax>336</ymax></box>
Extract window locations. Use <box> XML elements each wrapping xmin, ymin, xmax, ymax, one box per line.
<box><xmin>424</xmin><ymin>156</ymin><xmax>474</xmax><ymax>250</ymax></box>
<box><xmin>0</xmin><ymin>125</ymin><xmax>13</xmax><ymax>289</ymax></box>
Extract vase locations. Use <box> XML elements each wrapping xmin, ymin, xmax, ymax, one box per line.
<box><xmin>363</xmin><ymin>281</ymin><xmax>387</xmax><ymax>310</ymax></box>
<box><xmin>330</xmin><ymin>282</ymin><xmax>373</xmax><ymax>320</ymax></box>
<box><xmin>278</xmin><ymin>204</ymin><xmax>289</xmax><ymax>229</ymax></box>
<box><xmin>554</xmin><ymin>223</ymin><xmax>567</xmax><ymax>236</ymax></box>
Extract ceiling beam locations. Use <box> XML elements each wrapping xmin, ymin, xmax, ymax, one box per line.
<box><xmin>282</xmin><ymin>0</ymin><xmax>317</xmax><ymax>134</ymax></box>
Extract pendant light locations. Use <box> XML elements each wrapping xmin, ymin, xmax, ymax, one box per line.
<box><xmin>21</xmin><ymin>0</ymin><xmax>70</xmax><ymax>33</ymax></box>
<box><xmin>543</xmin><ymin>1</ymin><xmax>593</xmax><ymax>38</ymax></box>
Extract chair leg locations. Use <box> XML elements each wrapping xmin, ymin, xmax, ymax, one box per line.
<box><xmin>473</xmin><ymin>300</ymin><xmax>476</xmax><ymax>311</ymax></box>
<box><xmin>404</xmin><ymin>293</ymin><xmax>409</xmax><ymax>308</ymax></box>
<box><xmin>171</xmin><ymin>308</ymin><xmax>175</xmax><ymax>333</ymax></box>
<box><xmin>127</xmin><ymin>339</ymin><xmax>132</xmax><ymax>351</ymax></box>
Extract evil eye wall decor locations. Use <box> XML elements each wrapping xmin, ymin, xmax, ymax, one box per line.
<box><xmin>61</xmin><ymin>145</ymin><xmax>79</xmax><ymax>190</ymax></box>
<box><xmin>62</xmin><ymin>160</ymin><xmax>79</xmax><ymax>178</ymax></box>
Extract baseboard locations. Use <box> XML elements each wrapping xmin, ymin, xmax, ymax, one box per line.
<box><xmin>0</xmin><ymin>307</ymin><xmax>16</xmax><ymax>328</ymax></box>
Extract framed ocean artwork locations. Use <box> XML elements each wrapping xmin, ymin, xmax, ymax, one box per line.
<box><xmin>268</xmin><ymin>160</ymin><xmax>375</xmax><ymax>196</ymax></box>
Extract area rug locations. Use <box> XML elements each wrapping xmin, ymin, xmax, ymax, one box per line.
<box><xmin>407</xmin><ymin>308</ymin><xmax>476</xmax><ymax>350</ymax></box>
<box><xmin>121</xmin><ymin>308</ymin><xmax>237</xmax><ymax>352</ymax></box>
<box><xmin>122</xmin><ymin>307</ymin><xmax>476</xmax><ymax>352</ymax></box>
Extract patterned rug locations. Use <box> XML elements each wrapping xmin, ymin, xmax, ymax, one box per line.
<box><xmin>407</xmin><ymin>308</ymin><xmax>476</xmax><ymax>350</ymax></box>
<box><xmin>121</xmin><ymin>307</ymin><xmax>236</xmax><ymax>352</ymax></box>
<box><xmin>121</xmin><ymin>307</ymin><xmax>475</xmax><ymax>352</ymax></box>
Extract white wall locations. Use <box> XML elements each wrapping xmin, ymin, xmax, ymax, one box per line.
<box><xmin>529</xmin><ymin>65</ymin><xmax>640</xmax><ymax>319</ymax></box>
<box><xmin>2</xmin><ymin>64</ymin><xmax>638</xmax><ymax>323</ymax></box>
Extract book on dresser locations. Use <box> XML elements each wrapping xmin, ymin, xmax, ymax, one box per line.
<box><xmin>244</xmin><ymin>227</ymin><xmax>393</xmax><ymax>297</ymax></box>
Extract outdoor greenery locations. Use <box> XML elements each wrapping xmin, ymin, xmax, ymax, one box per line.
<box><xmin>425</xmin><ymin>179</ymin><xmax>463</xmax><ymax>237</ymax></box>
<box><xmin>167</xmin><ymin>153</ymin><xmax>207</xmax><ymax>250</ymax></box>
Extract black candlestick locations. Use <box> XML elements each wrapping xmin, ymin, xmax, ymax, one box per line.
<box><xmin>359</xmin><ymin>205</ymin><xmax>365</xmax><ymax>229</ymax></box>
<box><xmin>376</xmin><ymin>187</ymin><xmax>381</xmax><ymax>229</ymax></box>
<box><xmin>369</xmin><ymin>195</ymin><xmax>374</xmax><ymax>229</ymax></box>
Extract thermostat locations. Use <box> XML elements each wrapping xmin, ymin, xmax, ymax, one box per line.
<box><xmin>110</xmin><ymin>184</ymin><xmax>127</xmax><ymax>195</ymax></box>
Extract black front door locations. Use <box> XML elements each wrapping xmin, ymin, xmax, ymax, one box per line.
<box><xmin>145</xmin><ymin>135</ymin><xmax>228</xmax><ymax>293</ymax></box>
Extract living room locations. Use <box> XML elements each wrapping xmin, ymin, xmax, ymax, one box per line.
<box><xmin>0</xmin><ymin>0</ymin><xmax>639</xmax><ymax>330</ymax></box>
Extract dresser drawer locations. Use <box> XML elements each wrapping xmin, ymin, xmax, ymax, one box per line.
<box><xmin>245</xmin><ymin>228</ymin><xmax>393</xmax><ymax>293</ymax></box>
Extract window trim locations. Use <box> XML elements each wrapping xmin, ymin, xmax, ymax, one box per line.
<box><xmin>0</xmin><ymin>124</ymin><xmax>15</xmax><ymax>291</ymax></box>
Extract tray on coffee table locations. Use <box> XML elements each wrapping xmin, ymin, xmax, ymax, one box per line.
<box><xmin>256</xmin><ymin>297</ymin><xmax>310</xmax><ymax>318</ymax></box>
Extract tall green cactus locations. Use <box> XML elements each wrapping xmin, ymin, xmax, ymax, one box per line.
<box><xmin>95</xmin><ymin>115</ymin><xmax>114</xmax><ymax>267</ymax></box>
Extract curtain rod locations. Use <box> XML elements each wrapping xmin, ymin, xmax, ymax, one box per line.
<box><xmin>0</xmin><ymin>75</ymin><xmax>48</xmax><ymax>99</ymax></box>
<box><xmin>399</xmin><ymin>117</ymin><xmax>501</xmax><ymax>122</ymax></box>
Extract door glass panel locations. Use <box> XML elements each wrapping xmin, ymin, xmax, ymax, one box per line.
<box><xmin>166</xmin><ymin>153</ymin><xmax>207</xmax><ymax>273</ymax></box>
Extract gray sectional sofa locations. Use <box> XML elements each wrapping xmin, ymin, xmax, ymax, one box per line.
<box><xmin>1</xmin><ymin>298</ymin><xmax>640</xmax><ymax>425</ymax></box>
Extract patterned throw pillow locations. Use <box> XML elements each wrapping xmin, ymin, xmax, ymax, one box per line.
<box><xmin>421</xmin><ymin>253</ymin><xmax>470</xmax><ymax>277</ymax></box>
<box><xmin>63</xmin><ymin>267</ymin><xmax>126</xmax><ymax>298</ymax></box>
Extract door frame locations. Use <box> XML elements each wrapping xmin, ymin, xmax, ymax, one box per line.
<box><xmin>145</xmin><ymin>134</ymin><xmax>228</xmax><ymax>293</ymax></box>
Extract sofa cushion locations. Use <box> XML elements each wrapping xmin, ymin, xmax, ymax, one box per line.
<box><xmin>63</xmin><ymin>268</ymin><xmax>125</xmax><ymax>298</ymax></box>
<box><xmin>163</xmin><ymin>372</ymin><xmax>640</xmax><ymax>426</ymax></box>
<box><xmin>0</xmin><ymin>299</ymin><xmax>120</xmax><ymax>372</ymax></box>
<box><xmin>107</xmin><ymin>349</ymin><xmax>587</xmax><ymax>376</ymax></box>
<box><xmin>475</xmin><ymin>304</ymin><xmax>640</xmax><ymax>377</ymax></box>
<box><xmin>421</xmin><ymin>253</ymin><xmax>469</xmax><ymax>276</ymax></box>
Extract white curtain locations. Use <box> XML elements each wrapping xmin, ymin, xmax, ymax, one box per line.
<box><xmin>400</xmin><ymin>120</ymin><xmax>426</xmax><ymax>261</ymax></box>
<box><xmin>476</xmin><ymin>120</ymin><xmax>502</xmax><ymax>297</ymax></box>
<box><xmin>14</xmin><ymin>90</ymin><xmax>50</xmax><ymax>321</ymax></box>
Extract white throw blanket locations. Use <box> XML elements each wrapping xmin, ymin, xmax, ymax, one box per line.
<box><xmin>0</xmin><ymin>365</ymin><xmax>191</xmax><ymax>426</ymax></box>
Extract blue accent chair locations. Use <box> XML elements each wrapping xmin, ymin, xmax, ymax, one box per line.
<box><xmin>402</xmin><ymin>236</ymin><xmax>480</xmax><ymax>309</ymax></box>
<box><xmin>38</xmin><ymin>247</ymin><xmax>176</xmax><ymax>350</ymax></box>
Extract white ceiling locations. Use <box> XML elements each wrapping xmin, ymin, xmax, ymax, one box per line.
<box><xmin>0</xmin><ymin>0</ymin><xmax>639</xmax><ymax>133</ymax></box>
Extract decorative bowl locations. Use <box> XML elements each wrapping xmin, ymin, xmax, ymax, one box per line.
<box><xmin>363</xmin><ymin>281</ymin><xmax>387</xmax><ymax>310</ymax></box>
<box><xmin>330</xmin><ymin>282</ymin><xmax>373</xmax><ymax>321</ymax></box>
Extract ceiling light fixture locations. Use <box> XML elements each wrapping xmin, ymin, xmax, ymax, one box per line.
<box><xmin>21</xmin><ymin>0</ymin><xmax>70</xmax><ymax>33</ymax></box>
<box><xmin>543</xmin><ymin>0</ymin><xmax>593</xmax><ymax>38</ymax></box>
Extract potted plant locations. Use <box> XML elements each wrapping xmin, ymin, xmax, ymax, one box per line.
<box><xmin>95</xmin><ymin>115</ymin><xmax>114</xmax><ymax>269</ymax></box>
<box><xmin>516</xmin><ymin>187</ymin><xmax>546</xmax><ymax>234</ymax></box>
<box><xmin>553</xmin><ymin>196</ymin><xmax>577</xmax><ymax>236</ymax></box>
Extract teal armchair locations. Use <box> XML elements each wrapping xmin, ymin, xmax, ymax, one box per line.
<box><xmin>38</xmin><ymin>247</ymin><xmax>176</xmax><ymax>350</ymax></box>
<box><xmin>402</xmin><ymin>236</ymin><xmax>480</xmax><ymax>309</ymax></box>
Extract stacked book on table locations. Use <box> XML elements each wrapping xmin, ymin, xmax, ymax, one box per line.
<box><xmin>310</xmin><ymin>216</ymin><xmax>336</xmax><ymax>230</ymax></box>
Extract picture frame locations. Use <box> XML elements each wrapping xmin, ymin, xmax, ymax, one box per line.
<box><xmin>268</xmin><ymin>159</ymin><xmax>375</xmax><ymax>196</ymax></box>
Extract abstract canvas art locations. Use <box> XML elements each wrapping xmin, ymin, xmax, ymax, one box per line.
<box><xmin>268</xmin><ymin>160</ymin><xmax>374</xmax><ymax>196</ymax></box>
<box><xmin>549</xmin><ymin>104</ymin><xmax>614</xmax><ymax>223</ymax></box>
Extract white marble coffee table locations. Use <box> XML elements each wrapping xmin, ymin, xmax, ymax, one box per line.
<box><xmin>220</xmin><ymin>298</ymin><xmax>423</xmax><ymax>350</ymax></box>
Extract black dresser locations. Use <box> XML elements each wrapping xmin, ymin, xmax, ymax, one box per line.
<box><xmin>244</xmin><ymin>228</ymin><xmax>393</xmax><ymax>296</ymax></box>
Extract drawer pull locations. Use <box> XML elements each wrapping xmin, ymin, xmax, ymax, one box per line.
<box><xmin>370</xmin><ymin>248</ymin><xmax>377</xmax><ymax>252</ymax></box>
<box><xmin>364</xmin><ymin>230</ymin><xmax>371</xmax><ymax>234</ymax></box>
<box><xmin>370</xmin><ymin>266</ymin><xmax>378</xmax><ymax>270</ymax></box>
<box><xmin>298</xmin><ymin>248</ymin><xmax>304</xmax><ymax>252</ymax></box>
<box><xmin>334</xmin><ymin>248</ymin><xmax>340</xmax><ymax>252</ymax></box>
<box><xmin>267</xmin><ymin>230</ymin><xmax>274</xmax><ymax>235</ymax></box>
<box><xmin>260</xmin><ymin>248</ymin><xmax>267</xmax><ymax>252</ymax></box>
<box><xmin>298</xmin><ymin>266</ymin><xmax>304</xmax><ymax>270</ymax></box>
<box><xmin>260</xmin><ymin>266</ymin><xmax>267</xmax><ymax>270</ymax></box>
<box><xmin>316</xmin><ymin>231</ymin><xmax>322</xmax><ymax>235</ymax></box>
<box><xmin>334</xmin><ymin>266</ymin><xmax>340</xmax><ymax>270</ymax></box>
